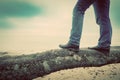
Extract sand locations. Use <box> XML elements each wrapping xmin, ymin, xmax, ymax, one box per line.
<box><xmin>34</xmin><ymin>63</ymin><xmax>120</xmax><ymax>80</ymax></box>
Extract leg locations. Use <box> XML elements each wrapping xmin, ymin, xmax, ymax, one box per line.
<box><xmin>59</xmin><ymin>0</ymin><xmax>96</xmax><ymax>51</ymax></box>
<box><xmin>69</xmin><ymin>0</ymin><xmax>96</xmax><ymax>46</ymax></box>
<box><xmin>93</xmin><ymin>0</ymin><xmax>112</xmax><ymax>48</ymax></box>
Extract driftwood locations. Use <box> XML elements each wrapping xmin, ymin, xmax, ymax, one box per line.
<box><xmin>0</xmin><ymin>46</ymin><xmax>120</xmax><ymax>80</ymax></box>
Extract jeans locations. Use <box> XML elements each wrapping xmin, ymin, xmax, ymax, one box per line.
<box><xmin>69</xmin><ymin>0</ymin><xmax>112</xmax><ymax>48</ymax></box>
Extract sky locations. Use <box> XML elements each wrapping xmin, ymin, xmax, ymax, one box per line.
<box><xmin>0</xmin><ymin>0</ymin><xmax>120</xmax><ymax>54</ymax></box>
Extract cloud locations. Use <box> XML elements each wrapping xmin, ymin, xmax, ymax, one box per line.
<box><xmin>0</xmin><ymin>0</ymin><xmax>44</xmax><ymax>29</ymax></box>
<box><xmin>0</xmin><ymin>20</ymin><xmax>13</xmax><ymax>29</ymax></box>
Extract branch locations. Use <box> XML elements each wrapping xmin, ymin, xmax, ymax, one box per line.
<box><xmin>0</xmin><ymin>46</ymin><xmax>120</xmax><ymax>80</ymax></box>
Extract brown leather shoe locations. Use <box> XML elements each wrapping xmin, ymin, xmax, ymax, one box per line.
<box><xmin>59</xmin><ymin>43</ymin><xmax>79</xmax><ymax>52</ymax></box>
<box><xmin>88</xmin><ymin>46</ymin><xmax>110</xmax><ymax>54</ymax></box>
<box><xmin>88</xmin><ymin>46</ymin><xmax>110</xmax><ymax>51</ymax></box>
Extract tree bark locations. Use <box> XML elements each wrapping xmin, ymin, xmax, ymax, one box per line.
<box><xmin>0</xmin><ymin>46</ymin><xmax>120</xmax><ymax>80</ymax></box>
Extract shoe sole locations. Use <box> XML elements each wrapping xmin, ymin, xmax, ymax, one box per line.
<box><xmin>88</xmin><ymin>47</ymin><xmax>110</xmax><ymax>51</ymax></box>
<box><xmin>60</xmin><ymin>47</ymin><xmax>79</xmax><ymax>52</ymax></box>
<box><xmin>68</xmin><ymin>48</ymin><xmax>79</xmax><ymax>52</ymax></box>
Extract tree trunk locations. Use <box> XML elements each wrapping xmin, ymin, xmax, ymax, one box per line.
<box><xmin>0</xmin><ymin>46</ymin><xmax>120</xmax><ymax>80</ymax></box>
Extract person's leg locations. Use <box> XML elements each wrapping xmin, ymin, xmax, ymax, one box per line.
<box><xmin>93</xmin><ymin>0</ymin><xmax>112</xmax><ymax>48</ymax></box>
<box><xmin>59</xmin><ymin>0</ymin><xmax>96</xmax><ymax>51</ymax></box>
<box><xmin>69</xmin><ymin>0</ymin><xmax>96</xmax><ymax>46</ymax></box>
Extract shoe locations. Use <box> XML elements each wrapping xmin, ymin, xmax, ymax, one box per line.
<box><xmin>88</xmin><ymin>46</ymin><xmax>110</xmax><ymax>52</ymax></box>
<box><xmin>59</xmin><ymin>43</ymin><xmax>79</xmax><ymax>52</ymax></box>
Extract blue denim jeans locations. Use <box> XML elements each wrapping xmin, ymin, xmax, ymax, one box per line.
<box><xmin>69</xmin><ymin>0</ymin><xmax>112</xmax><ymax>48</ymax></box>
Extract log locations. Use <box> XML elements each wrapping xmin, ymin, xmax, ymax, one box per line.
<box><xmin>0</xmin><ymin>46</ymin><xmax>120</xmax><ymax>80</ymax></box>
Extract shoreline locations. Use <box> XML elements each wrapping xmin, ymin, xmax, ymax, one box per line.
<box><xmin>0</xmin><ymin>46</ymin><xmax>120</xmax><ymax>56</ymax></box>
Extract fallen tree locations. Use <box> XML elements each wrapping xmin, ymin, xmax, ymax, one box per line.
<box><xmin>0</xmin><ymin>46</ymin><xmax>120</xmax><ymax>80</ymax></box>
